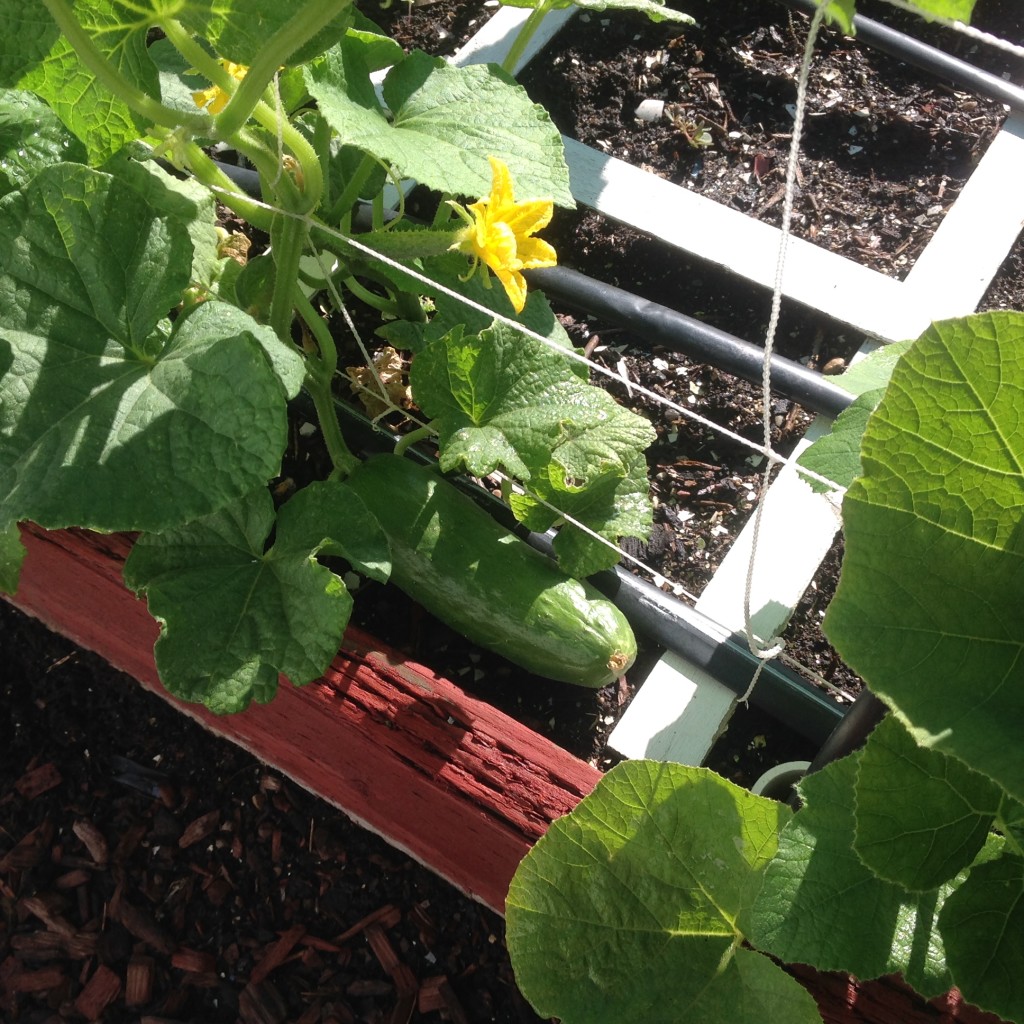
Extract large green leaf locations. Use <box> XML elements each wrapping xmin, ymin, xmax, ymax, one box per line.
<box><xmin>510</xmin><ymin>453</ymin><xmax>653</xmax><ymax>578</ymax></box>
<box><xmin>124</xmin><ymin>479</ymin><xmax>390</xmax><ymax>714</ymax></box>
<box><xmin>749</xmin><ymin>753</ymin><xmax>956</xmax><ymax>997</ymax></box>
<box><xmin>0</xmin><ymin>3</ymin><xmax>60</xmax><ymax>87</ymax></box>
<box><xmin>103</xmin><ymin>150</ymin><xmax>222</xmax><ymax>291</ymax></box>
<box><xmin>835</xmin><ymin>339</ymin><xmax>915</xmax><ymax>397</ymax></box>
<box><xmin>0</xmin><ymin>89</ymin><xmax>88</xmax><ymax>198</ymax></box>
<box><xmin>797</xmin><ymin>341</ymin><xmax>914</xmax><ymax>493</ymax></box>
<box><xmin>824</xmin><ymin>313</ymin><xmax>1024</xmax><ymax>802</ymax></box>
<box><xmin>506</xmin><ymin>762</ymin><xmax>820</xmax><ymax>1024</ymax></box>
<box><xmin>854</xmin><ymin>715</ymin><xmax>1003</xmax><ymax>892</ymax></box>
<box><xmin>174</xmin><ymin>0</ymin><xmax>352</xmax><ymax>65</ymax></box>
<box><xmin>306</xmin><ymin>48</ymin><xmax>572</xmax><ymax>206</ymax></box>
<box><xmin>797</xmin><ymin>388</ymin><xmax>882</xmax><ymax>493</ymax></box>
<box><xmin>0</xmin><ymin>164</ymin><xmax>303</xmax><ymax>533</ymax></box>
<box><xmin>13</xmin><ymin>1</ymin><xmax>160</xmax><ymax>164</ymax></box>
<box><xmin>412</xmin><ymin>321</ymin><xmax>655</xmax><ymax>486</ymax></box>
<box><xmin>410</xmin><ymin>319</ymin><xmax>654</xmax><ymax>570</ymax></box>
<box><xmin>939</xmin><ymin>853</ymin><xmax>1024</xmax><ymax>1023</ymax></box>
<box><xmin>2</xmin><ymin>1</ymin><xmax>346</xmax><ymax>162</ymax></box>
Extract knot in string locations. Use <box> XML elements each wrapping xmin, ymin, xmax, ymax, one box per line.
<box><xmin>738</xmin><ymin>635</ymin><xmax>785</xmax><ymax>706</ymax></box>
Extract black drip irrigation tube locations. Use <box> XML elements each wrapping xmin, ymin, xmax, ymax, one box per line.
<box><xmin>784</xmin><ymin>0</ymin><xmax>1024</xmax><ymax>114</ymax></box>
<box><xmin>527</xmin><ymin>266</ymin><xmax>855</xmax><ymax>419</ymax></box>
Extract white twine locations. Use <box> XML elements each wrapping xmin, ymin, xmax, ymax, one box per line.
<box><xmin>738</xmin><ymin>0</ymin><xmax>831</xmax><ymax>705</ymax></box>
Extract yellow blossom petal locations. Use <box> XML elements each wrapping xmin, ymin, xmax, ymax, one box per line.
<box><xmin>452</xmin><ymin>157</ymin><xmax>557</xmax><ymax>314</ymax></box>
<box><xmin>191</xmin><ymin>60</ymin><xmax>249</xmax><ymax>115</ymax></box>
<box><xmin>494</xmin><ymin>266</ymin><xmax>528</xmax><ymax>314</ymax></box>
<box><xmin>516</xmin><ymin>236</ymin><xmax>558</xmax><ymax>270</ymax></box>
<box><xmin>476</xmin><ymin>221</ymin><xmax>518</xmax><ymax>276</ymax></box>
<box><xmin>487</xmin><ymin>156</ymin><xmax>516</xmax><ymax>209</ymax></box>
<box><xmin>501</xmin><ymin>200</ymin><xmax>553</xmax><ymax>240</ymax></box>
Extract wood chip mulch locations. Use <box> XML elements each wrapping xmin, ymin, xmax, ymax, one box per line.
<box><xmin>0</xmin><ymin>602</ymin><xmax>548</xmax><ymax>1024</ymax></box>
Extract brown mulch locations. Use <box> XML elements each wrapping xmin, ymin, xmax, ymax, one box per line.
<box><xmin>0</xmin><ymin>601</ymin><xmax>547</xmax><ymax>1024</ymax></box>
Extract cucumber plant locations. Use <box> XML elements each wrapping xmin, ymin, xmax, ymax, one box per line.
<box><xmin>0</xmin><ymin>0</ymin><xmax>700</xmax><ymax>711</ymax></box>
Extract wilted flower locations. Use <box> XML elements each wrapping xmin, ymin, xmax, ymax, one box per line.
<box><xmin>191</xmin><ymin>60</ymin><xmax>249</xmax><ymax>115</ymax></box>
<box><xmin>451</xmin><ymin>157</ymin><xmax>556</xmax><ymax>314</ymax></box>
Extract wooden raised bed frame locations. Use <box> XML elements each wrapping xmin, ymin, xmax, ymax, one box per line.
<box><xmin>8</xmin><ymin>523</ymin><xmax>600</xmax><ymax>916</ymax></box>
<box><xmin>5</xmin><ymin>522</ymin><xmax>1009</xmax><ymax>1024</ymax></box>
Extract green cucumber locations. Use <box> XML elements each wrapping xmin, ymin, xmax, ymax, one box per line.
<box><xmin>346</xmin><ymin>454</ymin><xmax>637</xmax><ymax>688</ymax></box>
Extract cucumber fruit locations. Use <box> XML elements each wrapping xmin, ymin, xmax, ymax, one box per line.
<box><xmin>346</xmin><ymin>454</ymin><xmax>637</xmax><ymax>688</ymax></box>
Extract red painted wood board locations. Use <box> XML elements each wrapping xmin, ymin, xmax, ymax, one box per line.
<box><xmin>7</xmin><ymin>524</ymin><xmax>601</xmax><ymax>915</ymax></box>
<box><xmin>785</xmin><ymin>967</ymin><xmax>1009</xmax><ymax>1024</ymax></box>
<box><xmin>5</xmin><ymin>524</ymin><xmax>1011</xmax><ymax>1024</ymax></box>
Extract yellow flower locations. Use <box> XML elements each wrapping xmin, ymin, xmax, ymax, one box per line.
<box><xmin>191</xmin><ymin>60</ymin><xmax>249</xmax><ymax>115</ymax></box>
<box><xmin>452</xmin><ymin>156</ymin><xmax>557</xmax><ymax>314</ymax></box>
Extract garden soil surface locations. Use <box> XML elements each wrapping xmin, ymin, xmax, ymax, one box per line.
<box><xmin>3</xmin><ymin>0</ymin><xmax>1024</xmax><ymax>1020</ymax></box>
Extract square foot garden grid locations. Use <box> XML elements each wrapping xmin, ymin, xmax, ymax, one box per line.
<box><xmin>462</xmin><ymin>0</ymin><xmax>1024</xmax><ymax>764</ymax></box>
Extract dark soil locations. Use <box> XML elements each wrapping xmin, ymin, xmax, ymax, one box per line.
<box><xmin>521</xmin><ymin>0</ymin><xmax>1017</xmax><ymax>277</ymax></box>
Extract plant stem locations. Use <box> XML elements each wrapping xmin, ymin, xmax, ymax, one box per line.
<box><xmin>41</xmin><ymin>0</ymin><xmax>209</xmax><ymax>132</ymax></box>
<box><xmin>215</xmin><ymin>0</ymin><xmax>353</xmax><ymax>140</ymax></box>
<box><xmin>341</xmin><ymin>276</ymin><xmax>399</xmax><ymax>317</ymax></box>
<box><xmin>394</xmin><ymin>424</ymin><xmax>436</xmax><ymax>456</ymax></box>
<box><xmin>307</xmin><ymin>373</ymin><xmax>360</xmax><ymax>477</ymax></box>
<box><xmin>313</xmin><ymin>115</ymin><xmax>334</xmax><ymax>211</ymax></box>
<box><xmin>500</xmin><ymin>0</ymin><xmax>555</xmax><ymax>76</ymax></box>
<box><xmin>327</xmin><ymin>153</ymin><xmax>379</xmax><ymax>226</ymax></box>
<box><xmin>232</xmin><ymin>126</ymin><xmax>291</xmax><ymax>191</ymax></box>
<box><xmin>184</xmin><ymin>144</ymin><xmax>275</xmax><ymax>231</ymax></box>
<box><xmin>268</xmin><ymin>213</ymin><xmax>309</xmax><ymax>343</ymax></box>
<box><xmin>162</xmin><ymin>19</ymin><xmax>322</xmax><ymax>212</ymax></box>
<box><xmin>270</xmin><ymin>118</ymin><xmax>325</xmax><ymax>212</ymax></box>
<box><xmin>293</xmin><ymin>292</ymin><xmax>359</xmax><ymax>477</ymax></box>
<box><xmin>394</xmin><ymin>289</ymin><xmax>426</xmax><ymax>323</ymax></box>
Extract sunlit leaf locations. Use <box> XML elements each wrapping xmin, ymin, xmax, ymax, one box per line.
<box><xmin>825</xmin><ymin>313</ymin><xmax>1024</xmax><ymax>803</ymax></box>
<box><xmin>0</xmin><ymin>164</ymin><xmax>302</xmax><ymax>533</ymax></box>
<box><xmin>413</xmin><ymin>321</ymin><xmax>654</xmax><ymax>484</ymax></box>
<box><xmin>749</xmin><ymin>753</ymin><xmax>956</xmax><ymax>997</ymax></box>
<box><xmin>854</xmin><ymin>716</ymin><xmax>1002</xmax><ymax>891</ymax></box>
<box><xmin>307</xmin><ymin>48</ymin><xmax>572</xmax><ymax>206</ymax></box>
<box><xmin>507</xmin><ymin>762</ymin><xmax>820</xmax><ymax>1024</ymax></box>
